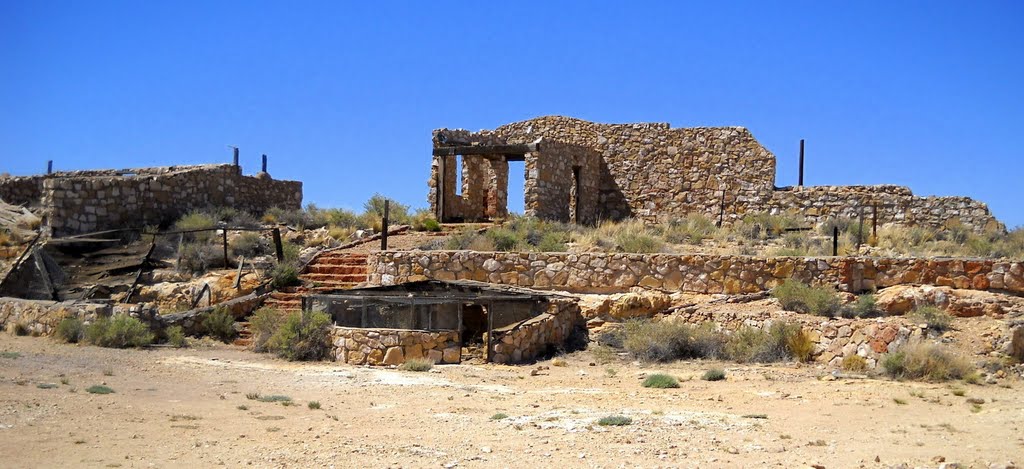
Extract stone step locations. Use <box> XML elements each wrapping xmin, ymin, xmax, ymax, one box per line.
<box><xmin>315</xmin><ymin>257</ymin><xmax>369</xmax><ymax>267</ymax></box>
<box><xmin>302</xmin><ymin>273</ymin><xmax>368</xmax><ymax>283</ymax></box>
<box><xmin>306</xmin><ymin>265</ymin><xmax>367</xmax><ymax>275</ymax></box>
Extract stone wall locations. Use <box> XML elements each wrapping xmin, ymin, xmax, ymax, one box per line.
<box><xmin>368</xmin><ymin>251</ymin><xmax>1024</xmax><ymax>296</ymax></box>
<box><xmin>332</xmin><ymin>327</ymin><xmax>461</xmax><ymax>366</ymax></box>
<box><xmin>525</xmin><ymin>140</ymin><xmax>601</xmax><ymax>224</ymax></box>
<box><xmin>0</xmin><ymin>297</ymin><xmax>159</xmax><ymax>336</ymax></box>
<box><xmin>0</xmin><ymin>176</ymin><xmax>45</xmax><ymax>207</ymax></box>
<box><xmin>768</xmin><ymin>185</ymin><xmax>1004</xmax><ymax>233</ymax></box>
<box><xmin>41</xmin><ymin>164</ymin><xmax>302</xmax><ymax>236</ymax></box>
<box><xmin>429</xmin><ymin>116</ymin><xmax>1003</xmax><ymax>232</ymax></box>
<box><xmin>489</xmin><ymin>299</ymin><xmax>582</xmax><ymax>364</ymax></box>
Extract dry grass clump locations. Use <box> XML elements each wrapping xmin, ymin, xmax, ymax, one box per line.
<box><xmin>725</xmin><ymin>322</ymin><xmax>813</xmax><ymax>363</ymax></box>
<box><xmin>663</xmin><ymin>214</ymin><xmax>717</xmax><ymax>245</ymax></box>
<box><xmin>881</xmin><ymin>341</ymin><xmax>974</xmax><ymax>382</ymax></box>
<box><xmin>771</xmin><ymin>279</ymin><xmax>841</xmax><ymax>317</ymax></box>
<box><xmin>620</xmin><ymin>319</ymin><xmax>811</xmax><ymax>364</ymax></box>
<box><xmin>908</xmin><ymin>306</ymin><xmax>952</xmax><ymax>332</ymax></box>
<box><xmin>399</xmin><ymin>358</ymin><xmax>434</xmax><ymax>372</ymax></box>
<box><xmin>876</xmin><ymin>224</ymin><xmax>1023</xmax><ymax>259</ymax></box>
<box><xmin>841</xmin><ymin>354</ymin><xmax>868</xmax><ymax>372</ymax></box>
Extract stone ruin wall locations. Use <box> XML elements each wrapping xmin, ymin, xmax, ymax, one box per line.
<box><xmin>0</xmin><ymin>297</ymin><xmax>160</xmax><ymax>336</ymax></box>
<box><xmin>367</xmin><ymin>250</ymin><xmax>1024</xmax><ymax>296</ymax></box>
<box><xmin>525</xmin><ymin>140</ymin><xmax>602</xmax><ymax>224</ymax></box>
<box><xmin>489</xmin><ymin>299</ymin><xmax>582</xmax><ymax>364</ymax></box>
<box><xmin>38</xmin><ymin>164</ymin><xmax>302</xmax><ymax>236</ymax></box>
<box><xmin>0</xmin><ymin>175</ymin><xmax>45</xmax><ymax>207</ymax></box>
<box><xmin>332</xmin><ymin>327</ymin><xmax>461</xmax><ymax>366</ymax></box>
<box><xmin>431</xmin><ymin>116</ymin><xmax>1003</xmax><ymax>232</ymax></box>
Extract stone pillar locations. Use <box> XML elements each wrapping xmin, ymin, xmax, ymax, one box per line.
<box><xmin>523</xmin><ymin>151</ymin><xmax>541</xmax><ymax>218</ymax></box>
<box><xmin>486</xmin><ymin>158</ymin><xmax>509</xmax><ymax>219</ymax></box>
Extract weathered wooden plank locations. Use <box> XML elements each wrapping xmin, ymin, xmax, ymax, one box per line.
<box><xmin>432</xmin><ymin>143</ymin><xmax>539</xmax><ymax>156</ymax></box>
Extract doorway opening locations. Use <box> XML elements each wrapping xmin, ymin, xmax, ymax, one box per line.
<box><xmin>507</xmin><ymin>160</ymin><xmax>525</xmax><ymax>216</ymax></box>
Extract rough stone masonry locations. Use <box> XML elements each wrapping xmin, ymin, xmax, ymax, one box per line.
<box><xmin>428</xmin><ymin>115</ymin><xmax>1003</xmax><ymax>233</ymax></box>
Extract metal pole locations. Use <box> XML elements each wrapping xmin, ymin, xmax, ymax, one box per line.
<box><xmin>381</xmin><ymin>200</ymin><xmax>390</xmax><ymax>251</ymax></box>
<box><xmin>832</xmin><ymin>226</ymin><xmax>839</xmax><ymax>256</ymax></box>
<box><xmin>857</xmin><ymin>206</ymin><xmax>865</xmax><ymax>253</ymax></box>
<box><xmin>798</xmin><ymin>139</ymin><xmax>805</xmax><ymax>187</ymax></box>
<box><xmin>222</xmin><ymin>229</ymin><xmax>229</xmax><ymax>268</ymax></box>
<box><xmin>717</xmin><ymin>198</ymin><xmax>725</xmax><ymax>228</ymax></box>
<box><xmin>232</xmin><ymin>147</ymin><xmax>239</xmax><ymax>167</ymax></box>
<box><xmin>872</xmin><ymin>204</ymin><xmax>878</xmax><ymax>241</ymax></box>
<box><xmin>261</xmin><ymin>154</ymin><xmax>268</xmax><ymax>173</ymax></box>
<box><xmin>47</xmin><ymin>160</ymin><xmax>53</xmax><ymax>175</ymax></box>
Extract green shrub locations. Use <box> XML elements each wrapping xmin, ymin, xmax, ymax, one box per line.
<box><xmin>621</xmin><ymin>320</ymin><xmax>725</xmax><ymax>362</ymax></box>
<box><xmin>881</xmin><ymin>342</ymin><xmax>974</xmax><ymax>381</ymax></box>
<box><xmin>177</xmin><ymin>242</ymin><xmax>221</xmax><ymax>274</ymax></box>
<box><xmin>174</xmin><ymin>211</ymin><xmax>217</xmax><ymax>233</ymax></box>
<box><xmin>362</xmin><ymin>194</ymin><xmax>411</xmax><ymax>226</ymax></box>
<box><xmin>597</xmin><ymin>415</ymin><xmax>632</xmax><ymax>426</ymax></box>
<box><xmin>841</xmin><ymin>354</ymin><xmax>868</xmax><ymax>372</ymax></box>
<box><xmin>842</xmin><ymin>294</ymin><xmax>877</xmax><ymax>318</ymax></box>
<box><xmin>249</xmin><ymin>307</ymin><xmax>288</xmax><ymax>353</ymax></box>
<box><xmin>724</xmin><ymin>322</ymin><xmax>808</xmax><ymax>363</ymax></box>
<box><xmin>909</xmin><ymin>306</ymin><xmax>952</xmax><ymax>332</ymax></box>
<box><xmin>642</xmin><ymin>374</ymin><xmax>680</xmax><ymax>388</ymax></box>
<box><xmin>702</xmin><ymin>368</ymin><xmax>726</xmax><ymax>381</ymax></box>
<box><xmin>55</xmin><ymin>318</ymin><xmax>84</xmax><ymax>343</ymax></box>
<box><xmin>230</xmin><ymin>232</ymin><xmax>267</xmax><ymax>258</ymax></box>
<box><xmin>486</xmin><ymin>227</ymin><xmax>522</xmax><ymax>251</ymax></box>
<box><xmin>256</xmin><ymin>394</ymin><xmax>292</xmax><ymax>403</ymax></box>
<box><xmin>84</xmin><ymin>316</ymin><xmax>154</xmax><ymax>348</ymax></box>
<box><xmin>423</xmin><ymin>218</ymin><xmax>442</xmax><ymax>232</ymax></box>
<box><xmin>202</xmin><ymin>307</ymin><xmax>236</xmax><ymax>343</ymax></box>
<box><xmin>165</xmin><ymin>325</ymin><xmax>187</xmax><ymax>348</ymax></box>
<box><xmin>490</xmin><ymin>412</ymin><xmax>509</xmax><ymax>420</ymax></box>
<box><xmin>85</xmin><ymin>385</ymin><xmax>115</xmax><ymax>394</ymax></box>
<box><xmin>615</xmin><ymin>230</ymin><xmax>663</xmax><ymax>253</ymax></box>
<box><xmin>270</xmin><ymin>263</ymin><xmax>300</xmax><ymax>289</ymax></box>
<box><xmin>411</xmin><ymin>208</ymin><xmax>441</xmax><ymax>232</ymax></box>
<box><xmin>399</xmin><ymin>358</ymin><xmax>434</xmax><ymax>372</ymax></box>
<box><xmin>265</xmin><ymin>311</ymin><xmax>333</xmax><ymax>361</ymax></box>
<box><xmin>307</xmin><ymin>401</ymin><xmax>321</xmax><ymax>410</ymax></box>
<box><xmin>771</xmin><ymin>279</ymin><xmax>841</xmax><ymax>316</ymax></box>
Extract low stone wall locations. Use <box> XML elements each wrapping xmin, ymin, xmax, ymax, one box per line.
<box><xmin>0</xmin><ymin>297</ymin><xmax>159</xmax><ymax>336</ymax></box>
<box><xmin>0</xmin><ymin>176</ymin><xmax>44</xmax><ymax>207</ymax></box>
<box><xmin>368</xmin><ymin>251</ymin><xmax>1024</xmax><ymax>295</ymax></box>
<box><xmin>332</xmin><ymin>327</ymin><xmax>460</xmax><ymax>366</ymax></box>
<box><xmin>41</xmin><ymin>164</ymin><xmax>302</xmax><ymax>236</ymax></box>
<box><xmin>489</xmin><ymin>299</ymin><xmax>582</xmax><ymax>364</ymax></box>
<box><xmin>160</xmin><ymin>291</ymin><xmax>270</xmax><ymax>336</ymax></box>
<box><xmin>768</xmin><ymin>185</ymin><xmax>1004</xmax><ymax>233</ymax></box>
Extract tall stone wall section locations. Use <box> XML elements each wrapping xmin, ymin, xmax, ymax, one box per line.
<box><xmin>367</xmin><ymin>250</ymin><xmax>1024</xmax><ymax>296</ymax></box>
<box><xmin>430</xmin><ymin>116</ymin><xmax>1002</xmax><ymax>232</ymax></box>
<box><xmin>41</xmin><ymin>164</ymin><xmax>302</xmax><ymax>236</ymax></box>
<box><xmin>524</xmin><ymin>140</ymin><xmax>601</xmax><ymax>224</ymax></box>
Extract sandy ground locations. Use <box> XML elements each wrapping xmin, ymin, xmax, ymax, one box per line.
<box><xmin>2</xmin><ymin>336</ymin><xmax>1022</xmax><ymax>469</ymax></box>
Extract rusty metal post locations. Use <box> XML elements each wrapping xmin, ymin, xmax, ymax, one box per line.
<box><xmin>872</xmin><ymin>204</ymin><xmax>878</xmax><ymax>241</ymax></box>
<box><xmin>857</xmin><ymin>206</ymin><xmax>865</xmax><ymax>253</ymax></box>
<box><xmin>381</xmin><ymin>200</ymin><xmax>390</xmax><ymax>251</ymax></box>
<box><xmin>833</xmin><ymin>227</ymin><xmax>839</xmax><ymax>256</ymax></box>
<box><xmin>272</xmin><ymin>228</ymin><xmax>284</xmax><ymax>262</ymax></box>
<box><xmin>222</xmin><ymin>229</ymin><xmax>229</xmax><ymax>267</ymax></box>
<box><xmin>47</xmin><ymin>160</ymin><xmax>53</xmax><ymax>175</ymax></box>
<box><xmin>262</xmin><ymin>154</ymin><xmax>268</xmax><ymax>173</ymax></box>
<box><xmin>717</xmin><ymin>198</ymin><xmax>726</xmax><ymax>228</ymax></box>
<box><xmin>798</xmin><ymin>139</ymin><xmax>805</xmax><ymax>187</ymax></box>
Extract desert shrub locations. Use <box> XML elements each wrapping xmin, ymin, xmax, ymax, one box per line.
<box><xmin>964</xmin><ymin>235</ymin><xmax>993</xmax><ymax>257</ymax></box>
<box><xmin>842</xmin><ymin>293</ymin><xmax>878</xmax><ymax>319</ymax></box>
<box><xmin>724</xmin><ymin>322</ymin><xmax>808</xmax><ymax>363</ymax></box>
<box><xmin>446</xmin><ymin>228</ymin><xmax>494</xmax><ymax>251</ymax></box>
<box><xmin>175</xmin><ymin>211</ymin><xmax>217</xmax><ymax>233</ymax></box>
<box><xmin>486</xmin><ymin>227</ymin><xmax>522</xmax><ymax>251</ymax></box>
<box><xmin>702</xmin><ymin>368</ymin><xmax>726</xmax><ymax>381</ymax></box>
<box><xmin>249</xmin><ymin>307</ymin><xmax>287</xmax><ymax>352</ymax></box>
<box><xmin>270</xmin><ymin>263</ymin><xmax>300</xmax><ymax>289</ymax></box>
<box><xmin>615</xmin><ymin>230</ymin><xmax>662</xmax><ymax>253</ymax></box>
<box><xmin>202</xmin><ymin>307</ymin><xmax>236</xmax><ymax>342</ymax></box>
<box><xmin>909</xmin><ymin>306</ymin><xmax>952</xmax><ymax>332</ymax></box>
<box><xmin>55</xmin><ymin>317</ymin><xmax>84</xmax><ymax>343</ymax></box>
<box><xmin>597</xmin><ymin>415</ymin><xmax>632</xmax><ymax>426</ymax></box>
<box><xmin>399</xmin><ymin>358</ymin><xmax>434</xmax><ymax>372</ymax></box>
<box><xmin>877</xmin><ymin>225</ymin><xmax>940</xmax><ymax>255</ymax></box>
<box><xmin>265</xmin><ymin>311</ymin><xmax>333</xmax><ymax>361</ymax></box>
<box><xmin>230</xmin><ymin>232</ymin><xmax>267</xmax><ymax>258</ymax></box>
<box><xmin>86</xmin><ymin>385</ymin><xmax>115</xmax><ymax>394</ymax></box>
<box><xmin>307</xmin><ymin>401</ymin><xmax>321</xmax><ymax>410</ymax></box>
<box><xmin>881</xmin><ymin>342</ymin><xmax>974</xmax><ymax>381</ymax></box>
<box><xmin>84</xmin><ymin>316</ymin><xmax>154</xmax><ymax>348</ymax></box>
<box><xmin>362</xmin><ymin>194</ymin><xmax>411</xmax><ymax>226</ymax></box>
<box><xmin>734</xmin><ymin>213</ymin><xmax>800</xmax><ymax>240</ymax></box>
<box><xmin>490</xmin><ymin>412</ymin><xmax>509</xmax><ymax>420</ymax></box>
<box><xmin>10</xmin><ymin>321</ymin><xmax>30</xmax><ymax>336</ymax></box>
<box><xmin>411</xmin><ymin>208</ymin><xmax>441</xmax><ymax>232</ymax></box>
<box><xmin>771</xmin><ymin>279</ymin><xmax>841</xmax><ymax>317</ymax></box>
<box><xmin>177</xmin><ymin>242</ymin><xmax>221</xmax><ymax>274</ymax></box>
<box><xmin>642</xmin><ymin>374</ymin><xmax>680</xmax><ymax>388</ymax></box>
<box><xmin>422</xmin><ymin>218</ymin><xmax>442</xmax><ymax>232</ymax></box>
<box><xmin>621</xmin><ymin>320</ymin><xmax>725</xmax><ymax>362</ymax></box>
<box><xmin>664</xmin><ymin>214</ymin><xmax>717</xmax><ymax>245</ymax></box>
<box><xmin>165</xmin><ymin>325</ymin><xmax>187</xmax><ymax>348</ymax></box>
<box><xmin>817</xmin><ymin>217</ymin><xmax>859</xmax><ymax>238</ymax></box>
<box><xmin>257</xmin><ymin>394</ymin><xmax>292</xmax><ymax>403</ymax></box>
<box><xmin>841</xmin><ymin>354</ymin><xmax>868</xmax><ymax>372</ymax></box>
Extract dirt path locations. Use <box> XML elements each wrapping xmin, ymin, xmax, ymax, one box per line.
<box><xmin>1</xmin><ymin>335</ymin><xmax>1021</xmax><ymax>468</ymax></box>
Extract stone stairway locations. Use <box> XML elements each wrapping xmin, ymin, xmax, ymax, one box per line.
<box><xmin>262</xmin><ymin>251</ymin><xmax>370</xmax><ymax>314</ymax></box>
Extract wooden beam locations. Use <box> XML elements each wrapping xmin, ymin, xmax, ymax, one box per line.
<box><xmin>432</xmin><ymin>143</ymin><xmax>540</xmax><ymax>156</ymax></box>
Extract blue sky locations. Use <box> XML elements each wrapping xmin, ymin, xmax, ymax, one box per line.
<box><xmin>2</xmin><ymin>1</ymin><xmax>1021</xmax><ymax>227</ymax></box>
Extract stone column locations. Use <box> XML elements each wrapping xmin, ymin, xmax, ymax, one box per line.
<box><xmin>486</xmin><ymin>158</ymin><xmax>509</xmax><ymax>219</ymax></box>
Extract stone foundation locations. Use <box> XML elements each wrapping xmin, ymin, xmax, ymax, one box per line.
<box><xmin>368</xmin><ymin>251</ymin><xmax>1024</xmax><ymax>295</ymax></box>
<box><xmin>0</xmin><ymin>297</ymin><xmax>159</xmax><ymax>335</ymax></box>
<box><xmin>332</xmin><ymin>327</ymin><xmax>461</xmax><ymax>365</ymax></box>
<box><xmin>489</xmin><ymin>299</ymin><xmax>582</xmax><ymax>364</ymax></box>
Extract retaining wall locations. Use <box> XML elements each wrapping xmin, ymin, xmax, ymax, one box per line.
<box><xmin>332</xmin><ymin>328</ymin><xmax>461</xmax><ymax>365</ymax></box>
<box><xmin>489</xmin><ymin>299</ymin><xmax>583</xmax><ymax>364</ymax></box>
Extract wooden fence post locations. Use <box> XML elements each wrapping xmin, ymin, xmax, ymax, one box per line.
<box><xmin>832</xmin><ymin>227</ymin><xmax>839</xmax><ymax>256</ymax></box>
<box><xmin>272</xmin><ymin>228</ymin><xmax>284</xmax><ymax>262</ymax></box>
<box><xmin>381</xmin><ymin>200</ymin><xmax>390</xmax><ymax>251</ymax></box>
